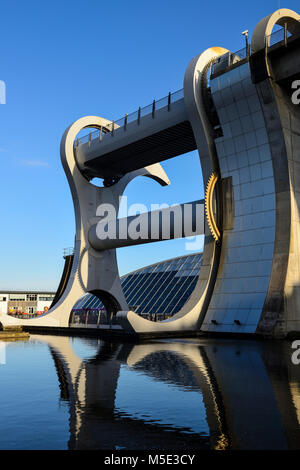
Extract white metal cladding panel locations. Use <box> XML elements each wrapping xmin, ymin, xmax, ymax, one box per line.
<box><xmin>202</xmin><ymin>62</ymin><xmax>275</xmax><ymax>333</ymax></box>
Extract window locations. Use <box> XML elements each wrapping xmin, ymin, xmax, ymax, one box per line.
<box><xmin>9</xmin><ymin>294</ymin><xmax>26</xmax><ymax>301</ymax></box>
<box><xmin>26</xmin><ymin>294</ymin><xmax>37</xmax><ymax>302</ymax></box>
<box><xmin>26</xmin><ymin>307</ymin><xmax>36</xmax><ymax>314</ymax></box>
<box><xmin>38</xmin><ymin>296</ymin><xmax>54</xmax><ymax>301</ymax></box>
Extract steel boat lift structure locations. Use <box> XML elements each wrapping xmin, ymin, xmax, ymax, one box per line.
<box><xmin>2</xmin><ymin>9</ymin><xmax>300</xmax><ymax>338</ymax></box>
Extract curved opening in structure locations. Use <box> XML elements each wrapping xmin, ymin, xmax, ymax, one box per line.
<box><xmin>74</xmin><ymin>125</ymin><xmax>111</xmax><ymax>147</ymax></box>
<box><xmin>251</xmin><ymin>9</ymin><xmax>300</xmax><ymax>54</ymax></box>
<box><xmin>116</xmin><ymin>151</ymin><xmax>204</xmax><ymax>323</ymax></box>
<box><xmin>69</xmin><ymin>290</ymin><xmax>121</xmax><ymax>328</ymax></box>
<box><xmin>274</xmin><ymin>15</ymin><xmax>300</xmax><ymax>35</ymax></box>
<box><xmin>265</xmin><ymin>16</ymin><xmax>300</xmax><ymax>48</ymax></box>
<box><xmin>73</xmin><ymin>125</ymin><xmax>116</xmax><ymax>187</ymax></box>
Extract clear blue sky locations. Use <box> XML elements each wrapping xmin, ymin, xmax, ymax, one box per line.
<box><xmin>0</xmin><ymin>0</ymin><xmax>297</xmax><ymax>291</ymax></box>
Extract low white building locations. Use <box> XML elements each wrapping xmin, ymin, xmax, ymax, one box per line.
<box><xmin>0</xmin><ymin>291</ymin><xmax>55</xmax><ymax>315</ymax></box>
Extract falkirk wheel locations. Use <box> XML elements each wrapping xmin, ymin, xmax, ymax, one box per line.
<box><xmin>2</xmin><ymin>8</ymin><xmax>300</xmax><ymax>338</ymax></box>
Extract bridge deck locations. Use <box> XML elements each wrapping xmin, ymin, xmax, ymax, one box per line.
<box><xmin>75</xmin><ymin>97</ymin><xmax>196</xmax><ymax>180</ymax></box>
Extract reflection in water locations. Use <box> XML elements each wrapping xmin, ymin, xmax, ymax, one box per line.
<box><xmin>1</xmin><ymin>335</ymin><xmax>300</xmax><ymax>450</ymax></box>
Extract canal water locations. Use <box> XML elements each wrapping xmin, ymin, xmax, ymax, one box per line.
<box><xmin>0</xmin><ymin>334</ymin><xmax>299</xmax><ymax>450</ymax></box>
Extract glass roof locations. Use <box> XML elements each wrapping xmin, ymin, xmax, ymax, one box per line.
<box><xmin>72</xmin><ymin>252</ymin><xmax>203</xmax><ymax>316</ymax></box>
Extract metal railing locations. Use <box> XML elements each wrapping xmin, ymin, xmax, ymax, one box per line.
<box><xmin>69</xmin><ymin>309</ymin><xmax>119</xmax><ymax>327</ymax></box>
<box><xmin>63</xmin><ymin>247</ymin><xmax>74</xmax><ymax>257</ymax></box>
<box><xmin>75</xmin><ymin>88</ymin><xmax>184</xmax><ymax>147</ymax></box>
<box><xmin>68</xmin><ymin>308</ymin><xmax>174</xmax><ymax>327</ymax></box>
<box><xmin>210</xmin><ymin>46</ymin><xmax>248</xmax><ymax>76</ymax></box>
<box><xmin>76</xmin><ymin>26</ymin><xmax>299</xmax><ymax>148</ymax></box>
<box><xmin>210</xmin><ymin>25</ymin><xmax>297</xmax><ymax>77</ymax></box>
<box><xmin>266</xmin><ymin>25</ymin><xmax>292</xmax><ymax>48</ymax></box>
